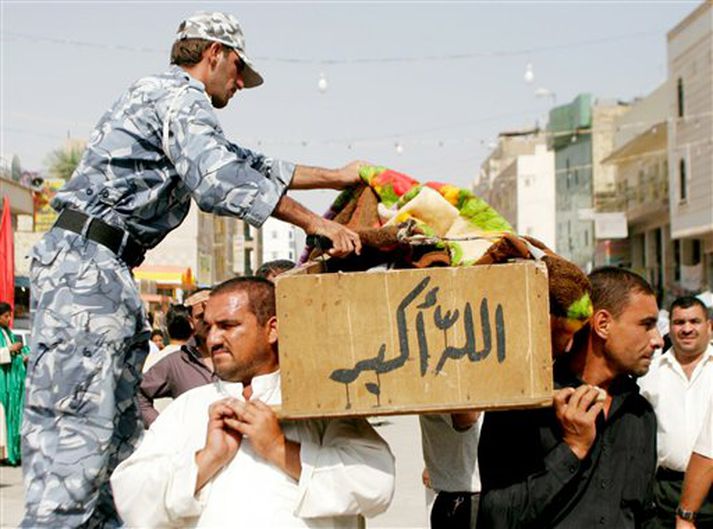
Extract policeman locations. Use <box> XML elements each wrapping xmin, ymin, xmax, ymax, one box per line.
<box><xmin>22</xmin><ymin>11</ymin><xmax>362</xmax><ymax>528</ymax></box>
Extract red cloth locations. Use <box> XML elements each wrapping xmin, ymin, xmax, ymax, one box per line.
<box><xmin>0</xmin><ymin>196</ymin><xmax>14</xmax><ymax>322</ymax></box>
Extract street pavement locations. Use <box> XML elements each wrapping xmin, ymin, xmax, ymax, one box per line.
<box><xmin>0</xmin><ymin>465</ymin><xmax>23</xmax><ymax>528</ymax></box>
<box><xmin>0</xmin><ymin>415</ymin><xmax>430</xmax><ymax>528</ymax></box>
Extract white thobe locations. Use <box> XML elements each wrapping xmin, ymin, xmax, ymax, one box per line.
<box><xmin>111</xmin><ymin>371</ymin><xmax>395</xmax><ymax>528</ymax></box>
<box><xmin>638</xmin><ymin>345</ymin><xmax>713</xmax><ymax>471</ymax></box>
<box><xmin>0</xmin><ymin>327</ymin><xmax>13</xmax><ymax>364</ymax></box>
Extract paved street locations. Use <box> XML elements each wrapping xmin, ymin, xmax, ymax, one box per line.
<box><xmin>0</xmin><ymin>415</ymin><xmax>430</xmax><ymax>528</ymax></box>
<box><xmin>0</xmin><ymin>465</ymin><xmax>23</xmax><ymax>528</ymax></box>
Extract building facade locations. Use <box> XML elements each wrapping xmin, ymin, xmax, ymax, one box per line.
<box><xmin>140</xmin><ymin>207</ymin><xmax>236</xmax><ymax>294</ymax></box>
<box><xmin>476</xmin><ymin>130</ymin><xmax>556</xmax><ymax>248</ymax></box>
<box><xmin>603</xmin><ymin>82</ymin><xmax>672</xmax><ymax>302</ymax></box>
<box><xmin>261</xmin><ymin>217</ymin><xmax>303</xmax><ymax>264</ymax></box>
<box><xmin>550</xmin><ymin>94</ymin><xmax>596</xmax><ymax>269</ymax></box>
<box><xmin>667</xmin><ymin>0</ymin><xmax>713</xmax><ymax>293</ymax></box>
<box><xmin>550</xmin><ymin>94</ymin><xmax>629</xmax><ymax>270</ymax></box>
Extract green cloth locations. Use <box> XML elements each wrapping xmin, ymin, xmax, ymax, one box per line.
<box><xmin>0</xmin><ymin>326</ymin><xmax>28</xmax><ymax>465</ymax></box>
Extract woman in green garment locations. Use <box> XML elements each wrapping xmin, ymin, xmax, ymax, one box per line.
<box><xmin>0</xmin><ymin>302</ymin><xmax>29</xmax><ymax>466</ymax></box>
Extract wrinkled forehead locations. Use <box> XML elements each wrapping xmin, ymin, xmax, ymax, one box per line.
<box><xmin>205</xmin><ymin>290</ymin><xmax>251</xmax><ymax>322</ymax></box>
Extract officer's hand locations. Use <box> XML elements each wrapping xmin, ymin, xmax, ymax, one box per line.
<box><xmin>336</xmin><ymin>160</ymin><xmax>370</xmax><ymax>188</ymax></box>
<box><xmin>554</xmin><ymin>385</ymin><xmax>604</xmax><ymax>460</ymax></box>
<box><xmin>314</xmin><ymin>218</ymin><xmax>362</xmax><ymax>258</ymax></box>
<box><xmin>10</xmin><ymin>343</ymin><xmax>22</xmax><ymax>353</ymax></box>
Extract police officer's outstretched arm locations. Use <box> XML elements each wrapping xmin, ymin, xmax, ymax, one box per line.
<box><xmin>273</xmin><ymin>195</ymin><xmax>361</xmax><ymax>258</ymax></box>
<box><xmin>289</xmin><ymin>161</ymin><xmax>366</xmax><ymax>190</ymax></box>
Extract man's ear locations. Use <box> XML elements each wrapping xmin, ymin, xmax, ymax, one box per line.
<box><xmin>205</xmin><ymin>42</ymin><xmax>223</xmax><ymax>67</ymax></box>
<box><xmin>591</xmin><ymin>309</ymin><xmax>612</xmax><ymax>340</ymax></box>
<box><xmin>266</xmin><ymin>315</ymin><xmax>278</xmax><ymax>346</ymax></box>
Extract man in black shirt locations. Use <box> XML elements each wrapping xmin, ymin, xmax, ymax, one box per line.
<box><xmin>478</xmin><ymin>266</ymin><xmax>662</xmax><ymax>529</ymax></box>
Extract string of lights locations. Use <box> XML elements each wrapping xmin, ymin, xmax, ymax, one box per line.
<box><xmin>4</xmin><ymin>117</ymin><xmax>711</xmax><ymax>159</ymax></box>
<box><xmin>1</xmin><ymin>29</ymin><xmax>664</xmax><ymax>64</ymax></box>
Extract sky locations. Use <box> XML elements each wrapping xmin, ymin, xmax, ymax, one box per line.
<box><xmin>0</xmin><ymin>0</ymin><xmax>699</xmax><ymax>212</ymax></box>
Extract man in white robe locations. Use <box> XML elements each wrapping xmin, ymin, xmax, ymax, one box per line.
<box><xmin>111</xmin><ymin>277</ymin><xmax>395</xmax><ymax>528</ymax></box>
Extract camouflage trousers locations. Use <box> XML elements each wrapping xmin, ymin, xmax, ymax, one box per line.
<box><xmin>22</xmin><ymin>229</ymin><xmax>150</xmax><ymax>528</ymax></box>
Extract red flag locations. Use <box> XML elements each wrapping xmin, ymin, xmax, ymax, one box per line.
<box><xmin>0</xmin><ymin>196</ymin><xmax>15</xmax><ymax>319</ymax></box>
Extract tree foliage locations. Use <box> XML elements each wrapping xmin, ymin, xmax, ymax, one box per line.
<box><xmin>45</xmin><ymin>142</ymin><xmax>85</xmax><ymax>181</ymax></box>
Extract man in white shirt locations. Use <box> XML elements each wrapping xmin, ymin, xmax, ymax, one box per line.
<box><xmin>420</xmin><ymin>412</ymin><xmax>482</xmax><ymax>529</ymax></box>
<box><xmin>111</xmin><ymin>277</ymin><xmax>395</xmax><ymax>528</ymax></box>
<box><xmin>639</xmin><ymin>296</ymin><xmax>713</xmax><ymax>528</ymax></box>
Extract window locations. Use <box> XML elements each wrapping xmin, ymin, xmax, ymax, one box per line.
<box><xmin>693</xmin><ymin>239</ymin><xmax>701</xmax><ymax>264</ymax></box>
<box><xmin>677</xmin><ymin>77</ymin><xmax>685</xmax><ymax>118</ymax></box>
<box><xmin>679</xmin><ymin>159</ymin><xmax>687</xmax><ymax>202</ymax></box>
<box><xmin>272</xmin><ymin>231</ymin><xmax>278</xmax><ymax>239</ymax></box>
<box><xmin>584</xmin><ymin>229</ymin><xmax>589</xmax><ymax>247</ymax></box>
<box><xmin>565</xmin><ymin>159</ymin><xmax>571</xmax><ymax>190</ymax></box>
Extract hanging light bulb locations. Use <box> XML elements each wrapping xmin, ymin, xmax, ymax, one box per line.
<box><xmin>524</xmin><ymin>62</ymin><xmax>534</xmax><ymax>84</ymax></box>
<box><xmin>318</xmin><ymin>72</ymin><xmax>328</xmax><ymax>94</ymax></box>
<box><xmin>395</xmin><ymin>142</ymin><xmax>404</xmax><ymax>155</ymax></box>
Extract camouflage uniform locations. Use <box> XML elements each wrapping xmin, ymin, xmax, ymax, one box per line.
<box><xmin>22</xmin><ymin>57</ymin><xmax>294</xmax><ymax>527</ymax></box>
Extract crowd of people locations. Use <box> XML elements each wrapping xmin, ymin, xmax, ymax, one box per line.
<box><xmin>5</xmin><ymin>263</ymin><xmax>712</xmax><ymax>528</ymax></box>
<box><xmin>6</xmin><ymin>8</ymin><xmax>711</xmax><ymax>529</ymax></box>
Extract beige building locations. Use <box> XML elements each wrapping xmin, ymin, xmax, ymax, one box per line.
<box><xmin>591</xmin><ymin>102</ymin><xmax>631</xmax><ymax>213</ymax></box>
<box><xmin>233</xmin><ymin>219</ymin><xmax>262</xmax><ymax>276</ymax></box>
<box><xmin>667</xmin><ymin>0</ymin><xmax>713</xmax><ymax>291</ymax></box>
<box><xmin>476</xmin><ymin>129</ymin><xmax>543</xmax><ymax>195</ymax></box>
<box><xmin>476</xmin><ymin>130</ymin><xmax>556</xmax><ymax>248</ymax></box>
<box><xmin>602</xmin><ymin>82</ymin><xmax>672</xmax><ymax>300</ymax></box>
<box><xmin>140</xmin><ymin>207</ymin><xmax>236</xmax><ymax>296</ymax></box>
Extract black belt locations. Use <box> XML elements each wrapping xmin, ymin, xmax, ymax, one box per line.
<box><xmin>656</xmin><ymin>467</ymin><xmax>685</xmax><ymax>481</ymax></box>
<box><xmin>54</xmin><ymin>209</ymin><xmax>145</xmax><ymax>268</ymax></box>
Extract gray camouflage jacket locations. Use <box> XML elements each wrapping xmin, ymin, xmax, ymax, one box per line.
<box><xmin>51</xmin><ymin>65</ymin><xmax>295</xmax><ymax>250</ymax></box>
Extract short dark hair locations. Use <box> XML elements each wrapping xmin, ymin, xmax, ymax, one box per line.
<box><xmin>256</xmin><ymin>260</ymin><xmax>295</xmax><ymax>280</ymax></box>
<box><xmin>170</xmin><ymin>38</ymin><xmax>226</xmax><ymax>66</ymax></box>
<box><xmin>166</xmin><ymin>304</ymin><xmax>193</xmax><ymax>340</ymax></box>
<box><xmin>589</xmin><ymin>266</ymin><xmax>656</xmax><ymax>318</ymax></box>
<box><xmin>670</xmin><ymin>296</ymin><xmax>708</xmax><ymax>318</ymax></box>
<box><xmin>0</xmin><ymin>302</ymin><xmax>11</xmax><ymax>317</ymax></box>
<box><xmin>150</xmin><ymin>329</ymin><xmax>164</xmax><ymax>339</ymax></box>
<box><xmin>210</xmin><ymin>277</ymin><xmax>275</xmax><ymax>325</ymax></box>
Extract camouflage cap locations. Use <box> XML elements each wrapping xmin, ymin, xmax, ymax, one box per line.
<box><xmin>176</xmin><ymin>11</ymin><xmax>263</xmax><ymax>88</ymax></box>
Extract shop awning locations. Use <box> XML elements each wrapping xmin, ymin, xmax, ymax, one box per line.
<box><xmin>601</xmin><ymin>122</ymin><xmax>667</xmax><ymax>165</ymax></box>
<box><xmin>133</xmin><ymin>265</ymin><xmax>195</xmax><ymax>286</ymax></box>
